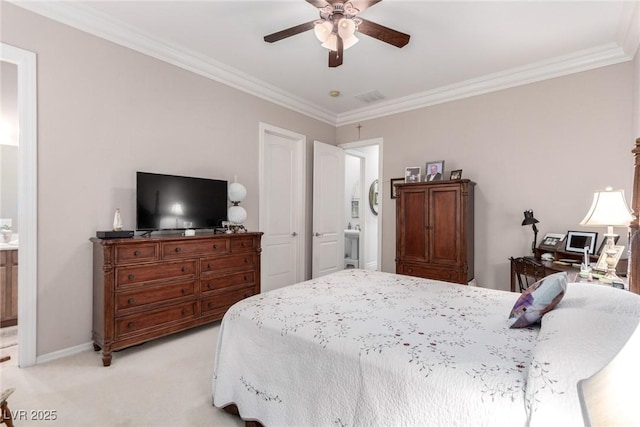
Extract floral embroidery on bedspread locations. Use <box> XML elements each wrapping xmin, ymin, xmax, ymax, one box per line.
<box><xmin>225</xmin><ymin>269</ymin><xmax>538</xmax><ymax>404</ymax></box>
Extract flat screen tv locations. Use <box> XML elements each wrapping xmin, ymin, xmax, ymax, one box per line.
<box><xmin>136</xmin><ymin>172</ymin><xmax>228</xmax><ymax>231</ymax></box>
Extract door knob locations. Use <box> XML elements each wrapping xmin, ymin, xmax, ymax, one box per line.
<box><xmin>291</xmin><ymin>232</ymin><xmax>298</xmax><ymax>237</ymax></box>
<box><xmin>315</xmin><ymin>232</ymin><xmax>323</xmax><ymax>237</ymax></box>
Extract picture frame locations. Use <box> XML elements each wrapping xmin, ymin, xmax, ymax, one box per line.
<box><xmin>538</xmin><ymin>232</ymin><xmax>566</xmax><ymax>252</ymax></box>
<box><xmin>405</xmin><ymin>166</ymin><xmax>421</xmax><ymax>183</ymax></box>
<box><xmin>390</xmin><ymin>178</ymin><xmax>404</xmax><ymax>199</ymax></box>
<box><xmin>596</xmin><ymin>235</ymin><xmax>620</xmax><ymax>255</ymax></box>
<box><xmin>594</xmin><ymin>245</ymin><xmax>625</xmax><ymax>272</ymax></box>
<box><xmin>449</xmin><ymin>169</ymin><xmax>462</xmax><ymax>180</ymax></box>
<box><xmin>425</xmin><ymin>160</ymin><xmax>445</xmax><ymax>182</ymax></box>
<box><xmin>564</xmin><ymin>230</ymin><xmax>598</xmax><ymax>254</ymax></box>
<box><xmin>351</xmin><ymin>200</ymin><xmax>359</xmax><ymax>218</ymax></box>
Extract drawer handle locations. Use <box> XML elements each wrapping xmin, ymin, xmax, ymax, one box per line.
<box><xmin>181</xmin><ymin>288</ymin><xmax>187</xmax><ymax>294</ymax></box>
<box><xmin>244</xmin><ymin>258</ymin><xmax>248</xmax><ymax>263</ymax></box>
<box><xmin>208</xmin><ymin>263</ymin><xmax>213</xmax><ymax>270</ymax></box>
<box><xmin>244</xmin><ymin>275</ymin><xmax>248</xmax><ymax>281</ymax></box>
<box><xmin>128</xmin><ymin>274</ymin><xmax>135</xmax><ymax>281</ymax></box>
<box><xmin>207</xmin><ymin>283</ymin><xmax>213</xmax><ymax>289</ymax></box>
<box><xmin>241</xmin><ymin>242</ymin><xmax>246</xmax><ymax>247</ymax></box>
<box><xmin>208</xmin><ymin>302</ymin><xmax>214</xmax><ymax>308</ymax></box>
<box><xmin>128</xmin><ymin>298</ymin><xmax>136</xmax><ymax>305</ymax></box>
<box><xmin>175</xmin><ymin>247</ymin><xmax>182</xmax><ymax>253</ymax></box>
<box><xmin>134</xmin><ymin>250</ymin><xmax>140</xmax><ymax>256</ymax></box>
<box><xmin>213</xmin><ymin>244</ymin><xmax>217</xmax><ymax>249</ymax></box>
<box><xmin>181</xmin><ymin>308</ymin><xmax>188</xmax><ymax>316</ymax></box>
<box><xmin>407</xmin><ymin>268</ymin><xmax>413</xmax><ymax>273</ymax></box>
<box><xmin>127</xmin><ymin>322</ymin><xmax>134</xmax><ymax>329</ymax></box>
<box><xmin>181</xmin><ymin>266</ymin><xmax>188</xmax><ymax>273</ymax></box>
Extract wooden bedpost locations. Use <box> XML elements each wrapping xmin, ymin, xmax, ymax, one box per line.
<box><xmin>630</xmin><ymin>138</ymin><xmax>640</xmax><ymax>295</ymax></box>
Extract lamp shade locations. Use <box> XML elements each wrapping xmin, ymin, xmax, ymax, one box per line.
<box><xmin>228</xmin><ymin>182</ymin><xmax>247</xmax><ymax>203</ymax></box>
<box><xmin>580</xmin><ymin>187</ymin><xmax>633</xmax><ymax>227</ymax></box>
<box><xmin>521</xmin><ymin>210</ymin><xmax>539</xmax><ymax>226</ymax></box>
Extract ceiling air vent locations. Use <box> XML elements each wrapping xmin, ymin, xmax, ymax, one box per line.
<box><xmin>355</xmin><ymin>90</ymin><xmax>386</xmax><ymax>104</ymax></box>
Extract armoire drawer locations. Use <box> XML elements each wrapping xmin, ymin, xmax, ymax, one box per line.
<box><xmin>116</xmin><ymin>260</ymin><xmax>196</xmax><ymax>287</ymax></box>
<box><xmin>230</xmin><ymin>236</ymin><xmax>257</xmax><ymax>252</ymax></box>
<box><xmin>116</xmin><ymin>280</ymin><xmax>196</xmax><ymax>312</ymax></box>
<box><xmin>115</xmin><ymin>301</ymin><xmax>197</xmax><ymax>338</ymax></box>
<box><xmin>398</xmin><ymin>263</ymin><xmax>461</xmax><ymax>283</ymax></box>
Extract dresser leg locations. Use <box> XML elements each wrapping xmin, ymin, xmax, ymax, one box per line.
<box><xmin>92</xmin><ymin>343</ymin><xmax>101</xmax><ymax>352</ymax></box>
<box><xmin>101</xmin><ymin>349</ymin><xmax>112</xmax><ymax>367</ymax></box>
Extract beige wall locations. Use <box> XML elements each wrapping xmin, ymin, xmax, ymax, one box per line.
<box><xmin>337</xmin><ymin>64</ymin><xmax>635</xmax><ymax>289</ymax></box>
<box><xmin>1</xmin><ymin>3</ymin><xmax>335</xmax><ymax>356</ymax></box>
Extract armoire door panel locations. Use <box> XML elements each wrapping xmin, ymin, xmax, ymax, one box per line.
<box><xmin>400</xmin><ymin>190</ymin><xmax>428</xmax><ymax>262</ymax></box>
<box><xmin>430</xmin><ymin>187</ymin><xmax>461</xmax><ymax>265</ymax></box>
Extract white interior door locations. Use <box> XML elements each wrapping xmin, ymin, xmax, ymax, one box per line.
<box><xmin>259</xmin><ymin>123</ymin><xmax>305</xmax><ymax>292</ymax></box>
<box><xmin>312</xmin><ymin>141</ymin><xmax>345</xmax><ymax>278</ymax></box>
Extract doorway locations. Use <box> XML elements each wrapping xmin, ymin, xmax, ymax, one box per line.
<box><xmin>340</xmin><ymin>138</ymin><xmax>382</xmax><ymax>271</ymax></box>
<box><xmin>0</xmin><ymin>43</ymin><xmax>38</xmax><ymax>367</ymax></box>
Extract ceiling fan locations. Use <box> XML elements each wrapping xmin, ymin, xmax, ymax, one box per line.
<box><xmin>263</xmin><ymin>0</ymin><xmax>411</xmax><ymax>68</ymax></box>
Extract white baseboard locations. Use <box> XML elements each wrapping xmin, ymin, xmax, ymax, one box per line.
<box><xmin>36</xmin><ymin>341</ymin><xmax>93</xmax><ymax>365</ymax></box>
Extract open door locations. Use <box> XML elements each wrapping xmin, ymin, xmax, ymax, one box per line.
<box><xmin>312</xmin><ymin>141</ymin><xmax>345</xmax><ymax>278</ymax></box>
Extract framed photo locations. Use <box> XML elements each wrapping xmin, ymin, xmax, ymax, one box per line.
<box><xmin>596</xmin><ymin>235</ymin><xmax>620</xmax><ymax>255</ymax></box>
<box><xmin>405</xmin><ymin>166</ymin><xmax>421</xmax><ymax>183</ymax></box>
<box><xmin>594</xmin><ymin>245</ymin><xmax>625</xmax><ymax>272</ymax></box>
<box><xmin>538</xmin><ymin>232</ymin><xmax>566</xmax><ymax>252</ymax></box>
<box><xmin>449</xmin><ymin>169</ymin><xmax>462</xmax><ymax>180</ymax></box>
<box><xmin>425</xmin><ymin>160</ymin><xmax>445</xmax><ymax>182</ymax></box>
<box><xmin>390</xmin><ymin>178</ymin><xmax>404</xmax><ymax>199</ymax></box>
<box><xmin>564</xmin><ymin>230</ymin><xmax>598</xmax><ymax>254</ymax></box>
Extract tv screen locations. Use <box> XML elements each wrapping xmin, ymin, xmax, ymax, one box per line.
<box><xmin>136</xmin><ymin>172</ymin><xmax>228</xmax><ymax>231</ymax></box>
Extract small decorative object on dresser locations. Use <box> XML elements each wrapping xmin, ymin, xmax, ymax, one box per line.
<box><xmin>449</xmin><ymin>169</ymin><xmax>462</xmax><ymax>180</ymax></box>
<box><xmin>90</xmin><ymin>232</ymin><xmax>262</xmax><ymax>366</ymax></box>
<box><xmin>227</xmin><ymin>179</ymin><xmax>247</xmax><ymax>233</ymax></box>
<box><xmin>404</xmin><ymin>166</ymin><xmax>421</xmax><ymax>183</ymax></box>
<box><xmin>390</xmin><ymin>178</ymin><xmax>403</xmax><ymax>199</ymax></box>
<box><xmin>113</xmin><ymin>208</ymin><xmax>123</xmax><ymax>231</ymax></box>
<box><xmin>425</xmin><ymin>160</ymin><xmax>444</xmax><ymax>182</ymax></box>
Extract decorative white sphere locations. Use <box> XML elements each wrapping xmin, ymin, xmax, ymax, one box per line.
<box><xmin>228</xmin><ymin>205</ymin><xmax>247</xmax><ymax>224</ymax></box>
<box><xmin>228</xmin><ymin>182</ymin><xmax>247</xmax><ymax>203</ymax></box>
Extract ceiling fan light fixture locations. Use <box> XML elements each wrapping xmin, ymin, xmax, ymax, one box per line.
<box><xmin>321</xmin><ymin>33</ymin><xmax>338</xmax><ymax>51</ymax></box>
<box><xmin>314</xmin><ymin>20</ymin><xmax>333</xmax><ymax>43</ymax></box>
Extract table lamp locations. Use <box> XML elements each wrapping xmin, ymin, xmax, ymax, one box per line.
<box><xmin>521</xmin><ymin>210</ymin><xmax>539</xmax><ymax>254</ymax></box>
<box><xmin>228</xmin><ymin>178</ymin><xmax>247</xmax><ymax>233</ymax></box>
<box><xmin>580</xmin><ymin>187</ymin><xmax>633</xmax><ymax>284</ymax></box>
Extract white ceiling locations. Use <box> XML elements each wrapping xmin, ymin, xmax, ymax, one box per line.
<box><xmin>12</xmin><ymin>1</ymin><xmax>639</xmax><ymax>126</ymax></box>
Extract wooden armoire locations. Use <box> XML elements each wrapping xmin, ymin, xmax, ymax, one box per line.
<box><xmin>395</xmin><ymin>180</ymin><xmax>475</xmax><ymax>284</ymax></box>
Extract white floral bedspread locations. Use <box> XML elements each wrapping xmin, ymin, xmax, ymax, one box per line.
<box><xmin>212</xmin><ymin>269</ymin><xmax>538</xmax><ymax>426</ymax></box>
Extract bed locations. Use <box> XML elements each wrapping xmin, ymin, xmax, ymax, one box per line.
<box><xmin>212</xmin><ymin>138</ymin><xmax>640</xmax><ymax>426</ymax></box>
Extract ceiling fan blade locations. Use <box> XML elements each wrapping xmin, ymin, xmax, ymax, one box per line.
<box><xmin>329</xmin><ymin>36</ymin><xmax>344</xmax><ymax>67</ymax></box>
<box><xmin>357</xmin><ymin>18</ymin><xmax>410</xmax><ymax>48</ymax></box>
<box><xmin>264</xmin><ymin>20</ymin><xmax>316</xmax><ymax>43</ymax></box>
<box><xmin>348</xmin><ymin>0</ymin><xmax>382</xmax><ymax>13</ymax></box>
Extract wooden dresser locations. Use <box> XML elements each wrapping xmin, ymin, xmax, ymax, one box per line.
<box><xmin>0</xmin><ymin>249</ymin><xmax>18</xmax><ymax>328</ymax></box>
<box><xmin>395</xmin><ymin>180</ymin><xmax>475</xmax><ymax>284</ymax></box>
<box><xmin>91</xmin><ymin>232</ymin><xmax>262</xmax><ymax>366</ymax></box>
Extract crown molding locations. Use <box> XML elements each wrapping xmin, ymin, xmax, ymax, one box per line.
<box><xmin>336</xmin><ymin>43</ymin><xmax>632</xmax><ymax>126</ymax></box>
<box><xmin>11</xmin><ymin>1</ymin><xmax>635</xmax><ymax>128</ymax></box>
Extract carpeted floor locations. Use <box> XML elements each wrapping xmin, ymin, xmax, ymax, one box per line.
<box><xmin>0</xmin><ymin>323</ymin><xmax>245</xmax><ymax>426</ymax></box>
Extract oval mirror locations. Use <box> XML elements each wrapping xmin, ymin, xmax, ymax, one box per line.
<box><xmin>369</xmin><ymin>179</ymin><xmax>379</xmax><ymax>216</ymax></box>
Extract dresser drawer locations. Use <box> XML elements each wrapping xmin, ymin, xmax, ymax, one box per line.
<box><xmin>202</xmin><ymin>271</ymin><xmax>255</xmax><ymax>294</ymax></box>
<box><xmin>115</xmin><ymin>243</ymin><xmax>160</xmax><ymax>265</ymax></box>
<box><xmin>162</xmin><ymin>239</ymin><xmax>229</xmax><ymax>259</ymax></box>
<box><xmin>116</xmin><ymin>280</ymin><xmax>196</xmax><ymax>312</ymax></box>
<box><xmin>231</xmin><ymin>236</ymin><xmax>257</xmax><ymax>252</ymax></box>
<box><xmin>115</xmin><ymin>301</ymin><xmax>197</xmax><ymax>338</ymax></box>
<box><xmin>116</xmin><ymin>260</ymin><xmax>196</xmax><ymax>287</ymax></box>
<box><xmin>201</xmin><ymin>253</ymin><xmax>255</xmax><ymax>274</ymax></box>
<box><xmin>201</xmin><ymin>286</ymin><xmax>255</xmax><ymax>319</ymax></box>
